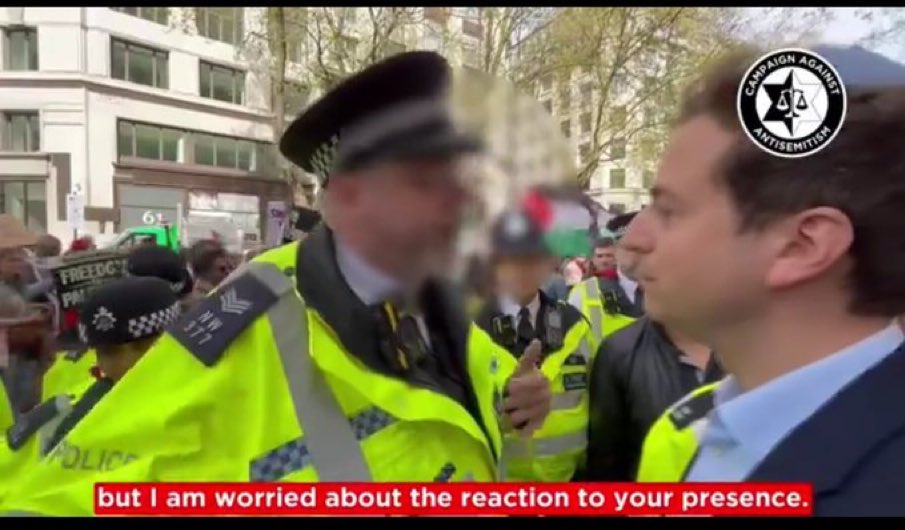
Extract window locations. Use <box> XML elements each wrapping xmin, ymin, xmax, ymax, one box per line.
<box><xmin>642</xmin><ymin>169</ymin><xmax>655</xmax><ymax>189</ymax></box>
<box><xmin>610</xmin><ymin>138</ymin><xmax>626</xmax><ymax>160</ymax></box>
<box><xmin>542</xmin><ymin>100</ymin><xmax>552</xmax><ymax>114</ymax></box>
<box><xmin>3</xmin><ymin>27</ymin><xmax>37</xmax><ymax>71</ymax></box>
<box><xmin>0</xmin><ymin>180</ymin><xmax>46</xmax><ymax>231</ymax></box>
<box><xmin>200</xmin><ymin>61</ymin><xmax>245</xmax><ymax>104</ymax></box>
<box><xmin>383</xmin><ymin>40</ymin><xmax>406</xmax><ymax>58</ymax></box>
<box><xmin>581</xmin><ymin>83</ymin><xmax>593</xmax><ymax>106</ymax></box>
<box><xmin>560</xmin><ymin>120</ymin><xmax>570</xmax><ymax>138</ymax></box>
<box><xmin>540</xmin><ymin>75</ymin><xmax>552</xmax><ymax>92</ymax></box>
<box><xmin>111</xmin><ymin>7</ymin><xmax>169</xmax><ymax>25</ymax></box>
<box><xmin>609</xmin><ymin>168</ymin><xmax>626</xmax><ymax>189</ymax></box>
<box><xmin>424</xmin><ymin>7</ymin><xmax>449</xmax><ymax>24</ymax></box>
<box><xmin>611</xmin><ymin>106</ymin><xmax>627</xmax><ymax>130</ymax></box>
<box><xmin>2</xmin><ymin>112</ymin><xmax>39</xmax><ymax>152</ymax></box>
<box><xmin>111</xmin><ymin>39</ymin><xmax>168</xmax><ymax>88</ymax></box>
<box><xmin>286</xmin><ymin>34</ymin><xmax>303</xmax><ymax>63</ymax></box>
<box><xmin>580</xmin><ymin>112</ymin><xmax>592</xmax><ymax>134</ymax></box>
<box><xmin>194</xmin><ymin>133</ymin><xmax>258</xmax><ymax>171</ymax></box>
<box><xmin>578</xmin><ymin>143</ymin><xmax>591</xmax><ymax>164</ymax></box>
<box><xmin>195</xmin><ymin>7</ymin><xmax>244</xmax><ymax>45</ymax></box>
<box><xmin>559</xmin><ymin>86</ymin><xmax>571</xmax><ymax>110</ymax></box>
<box><xmin>117</xmin><ymin>120</ymin><xmax>183</xmax><ymax>162</ymax></box>
<box><xmin>281</xmin><ymin>79</ymin><xmax>309</xmax><ymax>116</ymax></box>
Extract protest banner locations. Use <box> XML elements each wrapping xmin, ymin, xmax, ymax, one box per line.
<box><xmin>51</xmin><ymin>251</ymin><xmax>129</xmax><ymax>310</ymax></box>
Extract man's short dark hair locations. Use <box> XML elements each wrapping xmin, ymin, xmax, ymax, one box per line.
<box><xmin>678</xmin><ymin>48</ymin><xmax>905</xmax><ymax>317</ymax></box>
<box><xmin>188</xmin><ymin>240</ymin><xmax>227</xmax><ymax>278</ymax></box>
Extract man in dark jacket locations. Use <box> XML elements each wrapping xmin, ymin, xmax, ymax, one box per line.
<box><xmin>583</xmin><ymin>317</ymin><xmax>722</xmax><ymax>480</ymax></box>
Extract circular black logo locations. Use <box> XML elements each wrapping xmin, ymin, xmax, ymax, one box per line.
<box><xmin>737</xmin><ymin>48</ymin><xmax>847</xmax><ymax>158</ymax></box>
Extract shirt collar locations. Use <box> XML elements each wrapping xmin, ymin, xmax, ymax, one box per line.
<box><xmin>334</xmin><ymin>239</ymin><xmax>403</xmax><ymax>306</ymax></box>
<box><xmin>707</xmin><ymin>322</ymin><xmax>905</xmax><ymax>456</ymax></box>
<box><xmin>499</xmin><ymin>292</ymin><xmax>541</xmax><ymax>324</ymax></box>
<box><xmin>618</xmin><ymin>269</ymin><xmax>638</xmax><ymax>300</ymax></box>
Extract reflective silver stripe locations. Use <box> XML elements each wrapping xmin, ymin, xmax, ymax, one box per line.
<box><xmin>584</xmin><ymin>279</ymin><xmax>604</xmax><ymax>342</ymax></box>
<box><xmin>551</xmin><ymin>390</ymin><xmax>583</xmax><ymax>410</ymax></box>
<box><xmin>504</xmin><ymin>430</ymin><xmax>588</xmax><ymax>458</ymax></box>
<box><xmin>246</xmin><ymin>263</ymin><xmax>371</xmax><ymax>482</ymax></box>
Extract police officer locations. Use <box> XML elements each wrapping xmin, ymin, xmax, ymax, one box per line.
<box><xmin>568</xmin><ymin>212</ymin><xmax>639</xmax><ymax>351</ymax></box>
<box><xmin>42</xmin><ymin>245</ymin><xmax>194</xmax><ymax>402</ymax></box>
<box><xmin>3</xmin><ymin>52</ymin><xmax>551</xmax><ymax>516</ymax></box>
<box><xmin>1</xmin><ymin>276</ymin><xmax>179</xmax><ymax>502</ymax></box>
<box><xmin>475</xmin><ymin>209</ymin><xmax>593</xmax><ymax>482</ymax></box>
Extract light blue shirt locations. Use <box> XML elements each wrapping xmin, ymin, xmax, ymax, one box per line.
<box><xmin>686</xmin><ymin>323</ymin><xmax>905</xmax><ymax>482</ymax></box>
<box><xmin>335</xmin><ymin>239</ymin><xmax>402</xmax><ymax>306</ymax></box>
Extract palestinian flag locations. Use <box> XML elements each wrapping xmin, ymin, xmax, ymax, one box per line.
<box><xmin>522</xmin><ymin>188</ymin><xmax>596</xmax><ymax>259</ymax></box>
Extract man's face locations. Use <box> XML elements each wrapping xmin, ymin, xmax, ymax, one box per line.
<box><xmin>495</xmin><ymin>255</ymin><xmax>553</xmax><ymax>302</ymax></box>
<box><xmin>209</xmin><ymin>256</ymin><xmax>232</xmax><ymax>286</ymax></box>
<box><xmin>623</xmin><ymin>116</ymin><xmax>773</xmax><ymax>338</ymax></box>
<box><xmin>348</xmin><ymin>158</ymin><xmax>472</xmax><ymax>280</ymax></box>
<box><xmin>592</xmin><ymin>245</ymin><xmax>616</xmax><ymax>271</ymax></box>
<box><xmin>0</xmin><ymin>247</ymin><xmax>28</xmax><ymax>283</ymax></box>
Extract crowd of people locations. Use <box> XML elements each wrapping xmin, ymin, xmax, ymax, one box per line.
<box><xmin>0</xmin><ymin>44</ymin><xmax>904</xmax><ymax>517</ymax></box>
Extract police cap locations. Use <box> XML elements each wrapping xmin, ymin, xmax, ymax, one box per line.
<box><xmin>491</xmin><ymin>209</ymin><xmax>551</xmax><ymax>259</ymax></box>
<box><xmin>78</xmin><ymin>276</ymin><xmax>180</xmax><ymax>347</ymax></box>
<box><xmin>127</xmin><ymin>245</ymin><xmax>193</xmax><ymax>296</ymax></box>
<box><xmin>279</xmin><ymin>51</ymin><xmax>483</xmax><ymax>185</ymax></box>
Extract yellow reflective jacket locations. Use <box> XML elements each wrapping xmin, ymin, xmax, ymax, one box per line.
<box><xmin>42</xmin><ymin>349</ymin><xmax>96</xmax><ymax>402</ymax></box>
<box><xmin>2</xmin><ymin>232</ymin><xmax>506</xmax><ymax>516</ymax></box>
<box><xmin>635</xmin><ymin>382</ymin><xmax>720</xmax><ymax>482</ymax></box>
<box><xmin>569</xmin><ymin>277</ymin><xmax>635</xmax><ymax>352</ymax></box>
<box><xmin>0</xmin><ymin>382</ymin><xmax>11</xmax><ymax>438</ymax></box>
<box><xmin>0</xmin><ymin>379</ymin><xmax>96</xmax><ymax>504</ymax></box>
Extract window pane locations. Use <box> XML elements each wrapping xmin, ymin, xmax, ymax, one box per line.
<box><xmin>162</xmin><ymin>128</ymin><xmax>181</xmax><ymax>161</ymax></box>
<box><xmin>155</xmin><ymin>52</ymin><xmax>168</xmax><ymax>88</ymax></box>
<box><xmin>26</xmin><ymin>30</ymin><xmax>37</xmax><ymax>70</ymax></box>
<box><xmin>234</xmin><ymin>72</ymin><xmax>245</xmax><ymax>104</ymax></box>
<box><xmin>111</xmin><ymin>40</ymin><xmax>126</xmax><ymax>80</ymax></box>
<box><xmin>199</xmin><ymin>62</ymin><xmax>211</xmax><ymax>97</ymax></box>
<box><xmin>215</xmin><ymin>137</ymin><xmax>237</xmax><ymax>168</ymax></box>
<box><xmin>1</xmin><ymin>182</ymin><xmax>25</xmax><ymax>220</ymax></box>
<box><xmin>195</xmin><ymin>8</ymin><xmax>208</xmax><ymax>36</ymax></box>
<box><xmin>221</xmin><ymin>16</ymin><xmax>235</xmax><ymax>44</ymax></box>
<box><xmin>117</xmin><ymin>121</ymin><xmax>133</xmax><ymax>157</ymax></box>
<box><xmin>28</xmin><ymin>114</ymin><xmax>39</xmax><ymax>151</ymax></box>
<box><xmin>237</xmin><ymin>141</ymin><xmax>253</xmax><ymax>170</ymax></box>
<box><xmin>211</xmin><ymin>66</ymin><xmax>233</xmax><ymax>102</ymax></box>
<box><xmin>25</xmin><ymin>182</ymin><xmax>46</xmax><ymax>232</ymax></box>
<box><xmin>7</xmin><ymin>114</ymin><xmax>34</xmax><ymax>151</ymax></box>
<box><xmin>134</xmin><ymin>124</ymin><xmax>161</xmax><ymax>159</ymax></box>
<box><xmin>7</xmin><ymin>30</ymin><xmax>34</xmax><ymax>71</ymax></box>
<box><xmin>207</xmin><ymin>11</ymin><xmax>222</xmax><ymax>40</ymax></box>
<box><xmin>128</xmin><ymin>45</ymin><xmax>154</xmax><ymax>86</ymax></box>
<box><xmin>194</xmin><ymin>134</ymin><xmax>215</xmax><ymax>165</ymax></box>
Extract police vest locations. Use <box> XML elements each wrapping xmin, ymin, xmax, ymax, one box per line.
<box><xmin>635</xmin><ymin>382</ymin><xmax>720</xmax><ymax>482</ymax></box>
<box><xmin>572</xmin><ymin>277</ymin><xmax>635</xmax><ymax>351</ymax></box>
<box><xmin>494</xmin><ymin>312</ymin><xmax>593</xmax><ymax>482</ymax></box>
<box><xmin>0</xmin><ymin>381</ymin><xmax>12</xmax><ymax>439</ymax></box>
<box><xmin>0</xmin><ymin>380</ymin><xmax>96</xmax><ymax>504</ymax></box>
<box><xmin>42</xmin><ymin>349</ymin><xmax>96</xmax><ymax>402</ymax></box>
<box><xmin>2</xmin><ymin>242</ymin><xmax>504</xmax><ymax>516</ymax></box>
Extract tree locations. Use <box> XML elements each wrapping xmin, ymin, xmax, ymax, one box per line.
<box><xmin>854</xmin><ymin>8</ymin><xmax>905</xmax><ymax>57</ymax></box>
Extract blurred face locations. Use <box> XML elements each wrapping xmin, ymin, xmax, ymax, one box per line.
<box><xmin>495</xmin><ymin>255</ymin><xmax>554</xmax><ymax>303</ymax></box>
<box><xmin>615</xmin><ymin>239</ymin><xmax>641</xmax><ymax>280</ymax></box>
<box><xmin>623</xmin><ymin>116</ymin><xmax>772</xmax><ymax>338</ymax></box>
<box><xmin>208</xmin><ymin>256</ymin><xmax>232</xmax><ymax>286</ymax></box>
<box><xmin>592</xmin><ymin>245</ymin><xmax>616</xmax><ymax>271</ymax></box>
<box><xmin>0</xmin><ymin>247</ymin><xmax>28</xmax><ymax>283</ymax></box>
<box><xmin>335</xmin><ymin>157</ymin><xmax>473</xmax><ymax>281</ymax></box>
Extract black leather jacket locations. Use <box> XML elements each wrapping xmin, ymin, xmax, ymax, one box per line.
<box><xmin>581</xmin><ymin>317</ymin><xmax>723</xmax><ymax>481</ymax></box>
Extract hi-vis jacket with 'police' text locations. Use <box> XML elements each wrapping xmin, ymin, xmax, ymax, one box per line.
<box><xmin>1</xmin><ymin>238</ymin><xmax>507</xmax><ymax>516</ymax></box>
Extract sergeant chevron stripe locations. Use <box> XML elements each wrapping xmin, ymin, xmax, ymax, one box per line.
<box><xmin>220</xmin><ymin>288</ymin><xmax>252</xmax><ymax>315</ymax></box>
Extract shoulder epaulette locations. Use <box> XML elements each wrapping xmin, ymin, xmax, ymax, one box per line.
<box><xmin>668</xmin><ymin>388</ymin><xmax>716</xmax><ymax>430</ymax></box>
<box><xmin>167</xmin><ymin>262</ymin><xmax>291</xmax><ymax>368</ymax></box>
<box><xmin>6</xmin><ymin>395</ymin><xmax>72</xmax><ymax>451</ymax></box>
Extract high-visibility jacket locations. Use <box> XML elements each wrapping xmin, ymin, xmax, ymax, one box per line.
<box><xmin>0</xmin><ymin>379</ymin><xmax>96</xmax><ymax>503</ymax></box>
<box><xmin>2</xmin><ymin>241</ymin><xmax>505</xmax><ymax>516</ymax></box>
<box><xmin>635</xmin><ymin>382</ymin><xmax>720</xmax><ymax>482</ymax></box>
<box><xmin>0</xmin><ymin>381</ymin><xmax>12</xmax><ymax>437</ymax></box>
<box><xmin>42</xmin><ymin>349</ymin><xmax>96</xmax><ymax>402</ymax></box>
<box><xmin>570</xmin><ymin>277</ymin><xmax>635</xmax><ymax>352</ymax></box>
<box><xmin>495</xmin><ymin>314</ymin><xmax>593</xmax><ymax>482</ymax></box>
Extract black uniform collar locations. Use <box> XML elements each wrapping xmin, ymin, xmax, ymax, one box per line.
<box><xmin>294</xmin><ymin>224</ymin><xmax>471</xmax><ymax>379</ymax></box>
<box><xmin>475</xmin><ymin>289</ymin><xmax>580</xmax><ymax>355</ymax></box>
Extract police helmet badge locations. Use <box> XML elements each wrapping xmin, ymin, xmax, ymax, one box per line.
<box><xmin>92</xmin><ymin>306</ymin><xmax>116</xmax><ymax>332</ymax></box>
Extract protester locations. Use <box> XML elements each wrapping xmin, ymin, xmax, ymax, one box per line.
<box><xmin>0</xmin><ymin>215</ymin><xmax>38</xmax><ymax>294</ymax></box>
<box><xmin>632</xmin><ymin>46</ymin><xmax>905</xmax><ymax>515</ymax></box>
<box><xmin>186</xmin><ymin>239</ymin><xmax>230</xmax><ymax>297</ymax></box>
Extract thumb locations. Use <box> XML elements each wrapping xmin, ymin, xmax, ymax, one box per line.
<box><xmin>515</xmin><ymin>339</ymin><xmax>543</xmax><ymax>376</ymax></box>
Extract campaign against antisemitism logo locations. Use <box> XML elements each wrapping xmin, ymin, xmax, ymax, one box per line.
<box><xmin>737</xmin><ymin>48</ymin><xmax>847</xmax><ymax>158</ymax></box>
